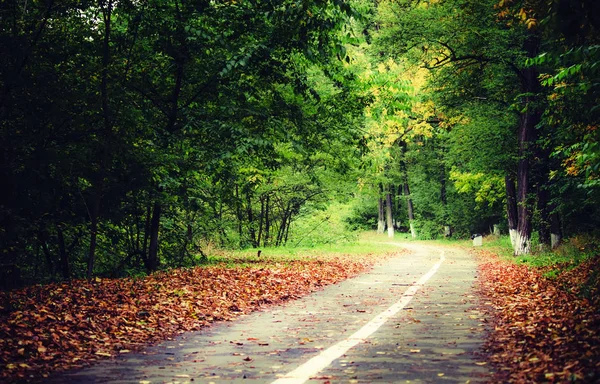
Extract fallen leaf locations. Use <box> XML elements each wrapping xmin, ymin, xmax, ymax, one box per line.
<box><xmin>0</xmin><ymin>256</ymin><xmax>377</xmax><ymax>382</ymax></box>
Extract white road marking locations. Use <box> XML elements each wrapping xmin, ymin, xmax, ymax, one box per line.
<box><xmin>272</xmin><ymin>251</ymin><xmax>446</xmax><ymax>384</ymax></box>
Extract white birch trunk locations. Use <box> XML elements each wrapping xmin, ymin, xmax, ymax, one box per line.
<box><xmin>509</xmin><ymin>228</ymin><xmax>517</xmax><ymax>249</ymax></box>
<box><xmin>514</xmin><ymin>231</ymin><xmax>531</xmax><ymax>256</ymax></box>
<box><xmin>551</xmin><ymin>233</ymin><xmax>561</xmax><ymax>249</ymax></box>
<box><xmin>377</xmin><ymin>220</ymin><xmax>385</xmax><ymax>234</ymax></box>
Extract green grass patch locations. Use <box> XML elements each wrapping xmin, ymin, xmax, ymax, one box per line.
<box><xmin>470</xmin><ymin>233</ymin><xmax>600</xmax><ymax>278</ymax></box>
<box><xmin>192</xmin><ymin>233</ymin><xmax>403</xmax><ymax>269</ymax></box>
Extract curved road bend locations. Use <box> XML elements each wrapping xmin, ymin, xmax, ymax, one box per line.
<box><xmin>48</xmin><ymin>243</ymin><xmax>491</xmax><ymax>383</ymax></box>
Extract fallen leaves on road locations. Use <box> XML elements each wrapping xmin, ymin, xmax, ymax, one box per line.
<box><xmin>0</xmin><ymin>256</ymin><xmax>378</xmax><ymax>382</ymax></box>
<box><xmin>476</xmin><ymin>251</ymin><xmax>600</xmax><ymax>383</ymax></box>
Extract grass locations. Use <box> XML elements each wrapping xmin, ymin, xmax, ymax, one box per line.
<box><xmin>194</xmin><ymin>230</ymin><xmax>599</xmax><ymax>277</ymax></box>
<box><xmin>193</xmin><ymin>233</ymin><xmax>404</xmax><ymax>268</ymax></box>
<box><xmin>469</xmin><ymin>232</ymin><xmax>600</xmax><ymax>278</ymax></box>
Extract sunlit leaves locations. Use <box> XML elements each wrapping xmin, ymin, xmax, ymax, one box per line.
<box><xmin>450</xmin><ymin>171</ymin><xmax>505</xmax><ymax>206</ymax></box>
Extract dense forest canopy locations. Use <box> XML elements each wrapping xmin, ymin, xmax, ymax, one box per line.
<box><xmin>1</xmin><ymin>0</ymin><xmax>598</xmax><ymax>286</ymax></box>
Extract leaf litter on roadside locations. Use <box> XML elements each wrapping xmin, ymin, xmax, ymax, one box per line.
<box><xmin>0</xmin><ymin>255</ymin><xmax>385</xmax><ymax>382</ymax></box>
<box><xmin>475</xmin><ymin>250</ymin><xmax>600</xmax><ymax>383</ymax></box>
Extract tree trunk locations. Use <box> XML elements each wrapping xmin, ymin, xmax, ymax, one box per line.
<box><xmin>143</xmin><ymin>202</ymin><xmax>151</xmax><ymax>259</ymax></box>
<box><xmin>403</xmin><ymin>181</ymin><xmax>416</xmax><ymax>238</ymax></box>
<box><xmin>377</xmin><ymin>197</ymin><xmax>385</xmax><ymax>234</ymax></box>
<box><xmin>377</xmin><ymin>184</ymin><xmax>385</xmax><ymax>234</ymax></box>
<box><xmin>147</xmin><ymin>201</ymin><xmax>161</xmax><ymax>273</ymax></box>
<box><xmin>87</xmin><ymin>0</ymin><xmax>113</xmax><ymax>279</ymax></box>
<box><xmin>246</xmin><ymin>190</ymin><xmax>257</xmax><ymax>247</ymax></box>
<box><xmin>514</xmin><ymin>34</ymin><xmax>541</xmax><ymax>256</ymax></box>
<box><xmin>385</xmin><ymin>188</ymin><xmax>394</xmax><ymax>238</ymax></box>
<box><xmin>284</xmin><ymin>212</ymin><xmax>292</xmax><ymax>245</ymax></box>
<box><xmin>38</xmin><ymin>229</ymin><xmax>55</xmax><ymax>277</ymax></box>
<box><xmin>399</xmin><ymin>142</ymin><xmax>416</xmax><ymax>238</ymax></box>
<box><xmin>440</xmin><ymin>161</ymin><xmax>450</xmax><ymax>237</ymax></box>
<box><xmin>505</xmin><ymin>174</ymin><xmax>518</xmax><ymax>248</ymax></box>
<box><xmin>536</xmin><ymin>184</ymin><xmax>551</xmax><ymax>247</ymax></box>
<box><xmin>550</xmin><ymin>211</ymin><xmax>562</xmax><ymax>249</ymax></box>
<box><xmin>257</xmin><ymin>196</ymin><xmax>265</xmax><ymax>247</ymax></box>
<box><xmin>264</xmin><ymin>194</ymin><xmax>270</xmax><ymax>247</ymax></box>
<box><xmin>235</xmin><ymin>184</ymin><xmax>243</xmax><ymax>247</ymax></box>
<box><xmin>515</xmin><ymin>112</ymin><xmax>534</xmax><ymax>256</ymax></box>
<box><xmin>56</xmin><ymin>225</ymin><xmax>70</xmax><ymax>280</ymax></box>
<box><xmin>87</xmin><ymin>210</ymin><xmax>100</xmax><ymax>279</ymax></box>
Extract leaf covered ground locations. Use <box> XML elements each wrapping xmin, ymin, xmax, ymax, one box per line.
<box><xmin>476</xmin><ymin>250</ymin><xmax>600</xmax><ymax>383</ymax></box>
<box><xmin>0</xmin><ymin>255</ymin><xmax>383</xmax><ymax>382</ymax></box>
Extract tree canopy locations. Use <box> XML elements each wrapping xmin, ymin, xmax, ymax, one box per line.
<box><xmin>1</xmin><ymin>0</ymin><xmax>599</xmax><ymax>286</ymax></box>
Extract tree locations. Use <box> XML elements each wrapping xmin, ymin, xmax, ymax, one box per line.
<box><xmin>0</xmin><ymin>0</ymin><xmax>366</xmax><ymax>283</ymax></box>
<box><xmin>370</xmin><ymin>0</ymin><xmax>555</xmax><ymax>252</ymax></box>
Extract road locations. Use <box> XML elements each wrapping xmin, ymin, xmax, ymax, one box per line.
<box><xmin>48</xmin><ymin>243</ymin><xmax>491</xmax><ymax>383</ymax></box>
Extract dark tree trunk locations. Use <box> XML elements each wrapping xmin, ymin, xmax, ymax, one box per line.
<box><xmin>147</xmin><ymin>201</ymin><xmax>161</xmax><ymax>273</ymax></box>
<box><xmin>284</xmin><ymin>212</ymin><xmax>292</xmax><ymax>245</ymax></box>
<box><xmin>440</xmin><ymin>168</ymin><xmax>447</xmax><ymax>205</ymax></box>
<box><xmin>246</xmin><ymin>190</ymin><xmax>257</xmax><ymax>247</ymax></box>
<box><xmin>394</xmin><ymin>184</ymin><xmax>402</xmax><ymax>229</ymax></box>
<box><xmin>505</xmin><ymin>174</ymin><xmax>518</xmax><ymax>248</ymax></box>
<box><xmin>399</xmin><ymin>142</ymin><xmax>416</xmax><ymax>238</ymax></box>
<box><xmin>533</xmin><ymin>129</ymin><xmax>560</xmax><ymax>249</ymax></box>
<box><xmin>87</xmin><ymin>195</ymin><xmax>101</xmax><ymax>279</ymax></box>
<box><xmin>440</xmin><ymin>161</ymin><xmax>450</xmax><ymax>237</ymax></box>
<box><xmin>515</xmin><ymin>110</ymin><xmax>536</xmax><ymax>255</ymax></box>
<box><xmin>38</xmin><ymin>229</ymin><xmax>55</xmax><ymax>277</ymax></box>
<box><xmin>143</xmin><ymin>202</ymin><xmax>151</xmax><ymax>259</ymax></box>
<box><xmin>87</xmin><ymin>0</ymin><xmax>113</xmax><ymax>279</ymax></box>
<box><xmin>537</xmin><ymin>184</ymin><xmax>551</xmax><ymax>247</ymax></box>
<box><xmin>56</xmin><ymin>225</ymin><xmax>70</xmax><ymax>280</ymax></box>
<box><xmin>276</xmin><ymin>203</ymin><xmax>290</xmax><ymax>247</ymax></box>
<box><xmin>264</xmin><ymin>194</ymin><xmax>270</xmax><ymax>247</ymax></box>
<box><xmin>257</xmin><ymin>196</ymin><xmax>265</xmax><ymax>247</ymax></box>
<box><xmin>550</xmin><ymin>211</ymin><xmax>562</xmax><ymax>249</ymax></box>
<box><xmin>235</xmin><ymin>184</ymin><xmax>243</xmax><ymax>247</ymax></box>
<box><xmin>514</xmin><ymin>32</ymin><xmax>541</xmax><ymax>256</ymax></box>
<box><xmin>144</xmin><ymin>2</ymin><xmax>187</xmax><ymax>269</ymax></box>
<box><xmin>403</xmin><ymin>180</ymin><xmax>416</xmax><ymax>238</ymax></box>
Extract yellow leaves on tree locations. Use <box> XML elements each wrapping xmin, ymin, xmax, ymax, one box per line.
<box><xmin>450</xmin><ymin>171</ymin><xmax>505</xmax><ymax>206</ymax></box>
<box><xmin>494</xmin><ymin>1</ymin><xmax>538</xmax><ymax>29</ymax></box>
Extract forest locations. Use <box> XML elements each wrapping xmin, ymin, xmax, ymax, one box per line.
<box><xmin>1</xmin><ymin>0</ymin><xmax>599</xmax><ymax>286</ymax></box>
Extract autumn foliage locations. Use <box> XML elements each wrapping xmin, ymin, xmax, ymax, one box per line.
<box><xmin>477</xmin><ymin>251</ymin><xmax>600</xmax><ymax>382</ymax></box>
<box><xmin>0</xmin><ymin>257</ymin><xmax>373</xmax><ymax>382</ymax></box>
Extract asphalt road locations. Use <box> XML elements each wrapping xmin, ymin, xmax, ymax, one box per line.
<box><xmin>47</xmin><ymin>243</ymin><xmax>491</xmax><ymax>383</ymax></box>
